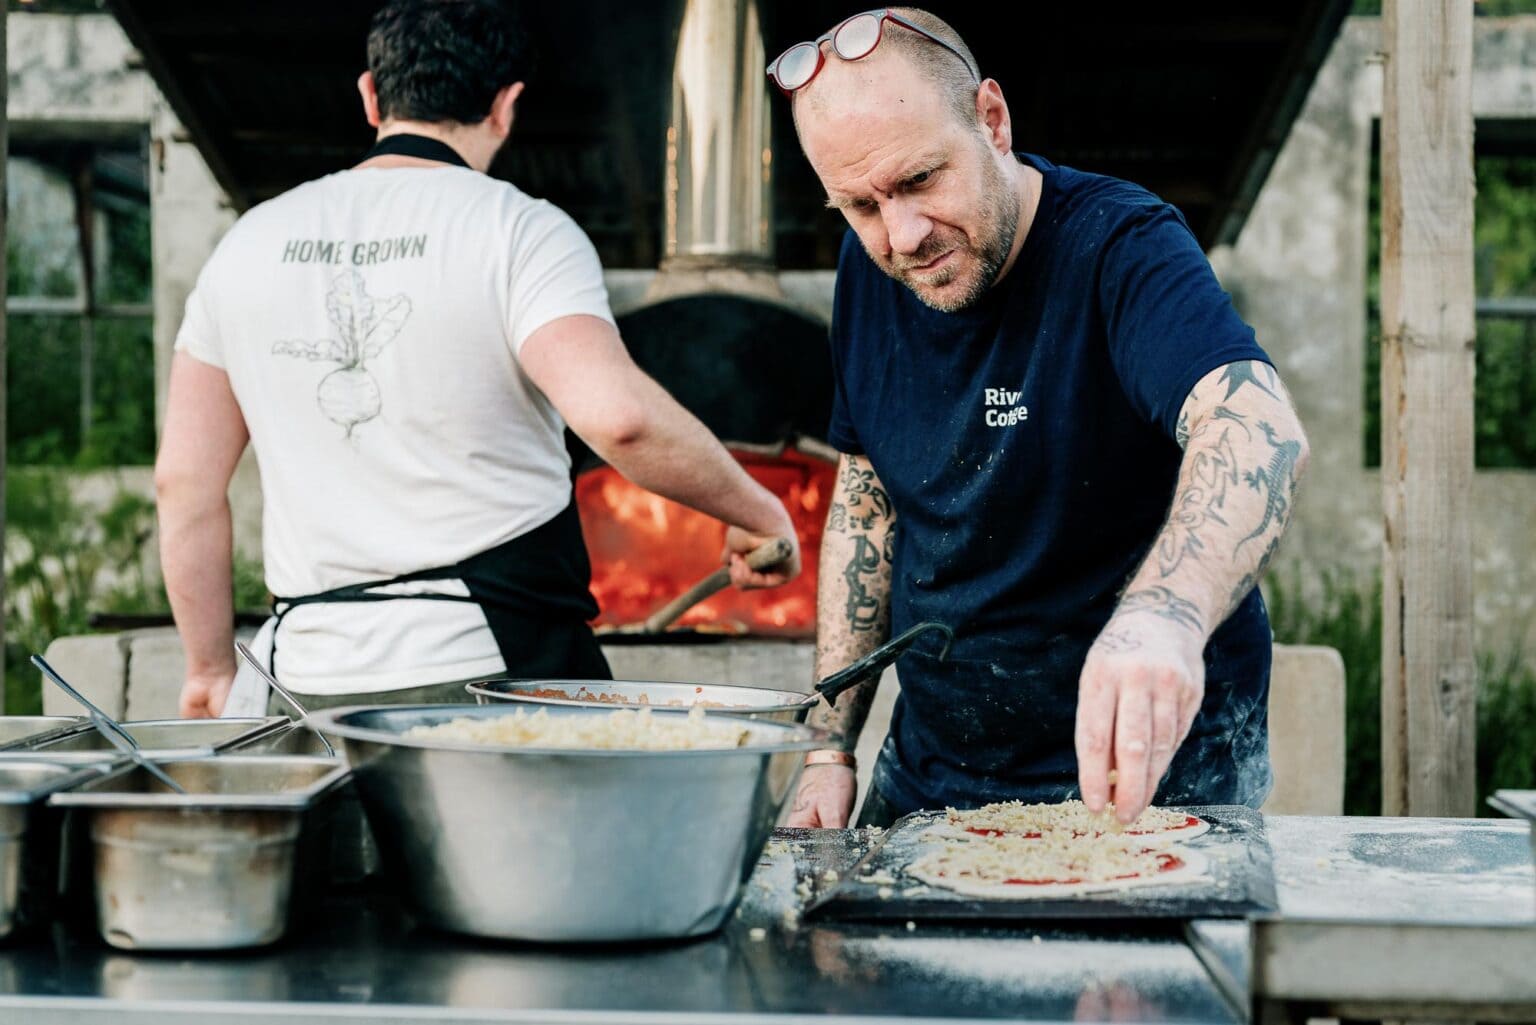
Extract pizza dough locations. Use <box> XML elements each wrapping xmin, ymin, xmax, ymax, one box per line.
<box><xmin>904</xmin><ymin>800</ymin><xmax>1213</xmax><ymax>900</ymax></box>
<box><xmin>907</xmin><ymin>833</ymin><xmax>1209</xmax><ymax>899</ymax></box>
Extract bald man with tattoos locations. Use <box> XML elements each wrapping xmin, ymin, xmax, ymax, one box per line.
<box><xmin>772</xmin><ymin>8</ymin><xmax>1309</xmax><ymax>829</ymax></box>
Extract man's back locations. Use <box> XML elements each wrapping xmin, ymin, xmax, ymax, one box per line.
<box><xmin>175</xmin><ymin>165</ymin><xmax>615</xmax><ymax>692</ymax></box>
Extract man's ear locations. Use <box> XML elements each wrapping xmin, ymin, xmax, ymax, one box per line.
<box><xmin>975</xmin><ymin>79</ymin><xmax>1012</xmax><ymax>155</ymax></box>
<box><xmin>358</xmin><ymin>71</ymin><xmax>383</xmax><ymax>129</ymax></box>
<box><xmin>489</xmin><ymin>82</ymin><xmax>527</xmax><ymax>137</ymax></box>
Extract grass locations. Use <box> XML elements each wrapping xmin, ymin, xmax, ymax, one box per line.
<box><xmin>1265</xmin><ymin>568</ymin><xmax>1536</xmax><ymax>815</ymax></box>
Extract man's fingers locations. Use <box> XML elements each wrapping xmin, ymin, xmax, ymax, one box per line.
<box><xmin>1148</xmin><ymin>681</ymin><xmax>1181</xmax><ymax>802</ymax></box>
<box><xmin>1112</xmin><ymin>683</ymin><xmax>1154</xmax><ymax>823</ymax></box>
<box><xmin>1173</xmin><ymin>681</ymin><xmax>1201</xmax><ymax>752</ymax></box>
<box><xmin>1075</xmin><ymin>673</ymin><xmax>1118</xmax><ymax>812</ymax></box>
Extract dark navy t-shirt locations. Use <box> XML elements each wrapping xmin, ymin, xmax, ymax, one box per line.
<box><xmin>828</xmin><ymin>154</ymin><xmax>1274</xmax><ymax>813</ymax></box>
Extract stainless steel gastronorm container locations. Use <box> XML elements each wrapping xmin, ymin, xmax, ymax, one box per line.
<box><xmin>50</xmin><ymin>755</ymin><xmax>349</xmax><ymax>950</ymax></box>
<box><xmin>229</xmin><ymin>723</ymin><xmax>380</xmax><ymax>884</ymax></box>
<box><xmin>466</xmin><ymin>678</ymin><xmax>821</xmax><ymax>724</ymax></box>
<box><xmin>23</xmin><ymin>717</ymin><xmax>287</xmax><ymax>758</ymax></box>
<box><xmin>0</xmin><ymin>759</ymin><xmax>108</xmax><ymax>939</ymax></box>
<box><xmin>0</xmin><ymin>716</ymin><xmax>86</xmax><ymax>752</ymax></box>
<box><xmin>311</xmin><ymin>703</ymin><xmax>826</xmax><ymax>942</ymax></box>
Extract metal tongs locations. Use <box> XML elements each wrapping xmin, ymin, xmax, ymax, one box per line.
<box><xmin>235</xmin><ymin>641</ymin><xmax>336</xmax><ymax>757</ymax></box>
<box><xmin>31</xmin><ymin>653</ymin><xmax>189</xmax><ymax>794</ymax></box>
<box><xmin>814</xmin><ymin>621</ymin><xmax>954</xmax><ymax>706</ymax></box>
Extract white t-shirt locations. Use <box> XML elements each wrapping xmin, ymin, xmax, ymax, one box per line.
<box><xmin>175</xmin><ymin>165</ymin><xmax>615</xmax><ymax>694</ymax></box>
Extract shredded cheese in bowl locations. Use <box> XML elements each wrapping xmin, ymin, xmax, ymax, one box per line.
<box><xmin>403</xmin><ymin>705</ymin><xmax>752</xmax><ymax>751</ymax></box>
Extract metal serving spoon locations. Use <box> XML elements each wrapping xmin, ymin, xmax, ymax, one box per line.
<box><xmin>31</xmin><ymin>654</ymin><xmax>189</xmax><ymax>795</ymax></box>
<box><xmin>234</xmin><ymin>641</ymin><xmax>336</xmax><ymax>757</ymax></box>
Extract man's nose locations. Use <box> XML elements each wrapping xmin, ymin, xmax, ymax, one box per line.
<box><xmin>882</xmin><ymin>200</ymin><xmax>932</xmax><ymax>256</ymax></box>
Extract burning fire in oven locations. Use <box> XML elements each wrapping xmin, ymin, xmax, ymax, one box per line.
<box><xmin>577</xmin><ymin>447</ymin><xmax>834</xmax><ymax>637</ymax></box>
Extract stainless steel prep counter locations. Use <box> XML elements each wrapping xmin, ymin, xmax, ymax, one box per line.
<box><xmin>0</xmin><ymin>816</ymin><xmax>1529</xmax><ymax>1025</ymax></box>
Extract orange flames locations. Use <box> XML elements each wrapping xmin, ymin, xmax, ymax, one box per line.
<box><xmin>576</xmin><ymin>448</ymin><xmax>834</xmax><ymax>636</ymax></box>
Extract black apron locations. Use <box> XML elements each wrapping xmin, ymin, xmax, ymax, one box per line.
<box><xmin>868</xmin><ymin>598</ymin><xmax>1274</xmax><ymax>817</ymax></box>
<box><xmin>269</xmin><ymin>501</ymin><xmax>611</xmax><ymax>684</ymax></box>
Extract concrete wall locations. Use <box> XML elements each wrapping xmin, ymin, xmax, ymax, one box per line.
<box><xmin>6</xmin><ymin>11</ymin><xmax>259</xmax><ymax>565</ymax></box>
<box><xmin>1212</xmin><ymin>15</ymin><xmax>1536</xmax><ymax>658</ymax></box>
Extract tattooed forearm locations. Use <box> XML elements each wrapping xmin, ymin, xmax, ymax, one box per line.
<box><xmin>1237</xmin><ymin>422</ymin><xmax>1303</xmax><ymax>549</ymax></box>
<box><xmin>1107</xmin><ymin>361</ymin><xmax>1309</xmax><ymax>652</ymax></box>
<box><xmin>1157</xmin><ymin>415</ymin><xmax>1241</xmax><ymax>576</ymax></box>
<box><xmin>1114</xmin><ymin>586</ymin><xmax>1205</xmax><ymax>634</ymax></box>
<box><xmin>806</xmin><ymin>677</ymin><xmax>880</xmax><ymax>753</ymax></box>
<box><xmin>844</xmin><ymin>535</ymin><xmax>884</xmax><ymax>632</ymax></box>
<box><xmin>1225</xmin><ymin>536</ymin><xmax>1280</xmax><ymax>616</ymax></box>
<box><xmin>814</xmin><ymin>454</ymin><xmax>897</xmax><ymax>749</ymax></box>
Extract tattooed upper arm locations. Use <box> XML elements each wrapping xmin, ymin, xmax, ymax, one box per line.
<box><xmin>827</xmin><ymin>454</ymin><xmax>896</xmax><ymax>534</ymax></box>
<box><xmin>1174</xmin><ymin>360</ymin><xmax>1291</xmax><ymax>451</ymax></box>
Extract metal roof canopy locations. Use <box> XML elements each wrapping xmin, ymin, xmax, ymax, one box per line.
<box><xmin>102</xmin><ymin>0</ymin><xmax>1349</xmax><ymax>265</ymax></box>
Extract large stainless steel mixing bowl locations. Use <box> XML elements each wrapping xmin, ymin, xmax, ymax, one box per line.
<box><xmin>309</xmin><ymin>703</ymin><xmax>826</xmax><ymax>942</ymax></box>
<box><xmin>465</xmin><ymin>678</ymin><xmax>821</xmax><ymax>724</ymax></box>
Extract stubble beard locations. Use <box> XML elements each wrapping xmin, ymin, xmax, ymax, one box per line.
<box><xmin>879</xmin><ymin>157</ymin><xmax>1022</xmax><ymax>314</ymax></box>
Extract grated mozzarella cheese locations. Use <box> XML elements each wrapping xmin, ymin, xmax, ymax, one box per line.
<box><xmin>404</xmin><ymin>705</ymin><xmax>751</xmax><ymax>751</ymax></box>
<box><xmin>912</xmin><ymin>831</ymin><xmax>1173</xmax><ymax>886</ymax></box>
<box><xmin>945</xmin><ymin>799</ymin><xmax>1199</xmax><ymax>837</ymax></box>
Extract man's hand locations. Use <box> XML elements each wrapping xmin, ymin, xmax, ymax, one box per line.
<box><xmin>787</xmin><ymin>764</ymin><xmax>857</xmax><ymax>828</ymax></box>
<box><xmin>1076</xmin><ymin>601</ymin><xmax>1206</xmax><ymax>824</ymax></box>
<box><xmin>723</xmin><ymin>524</ymin><xmax>802</xmax><ymax>590</ymax></box>
<box><xmin>179</xmin><ymin>671</ymin><xmax>236</xmax><ymax>719</ymax></box>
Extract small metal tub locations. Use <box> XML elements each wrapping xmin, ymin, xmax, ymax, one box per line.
<box><xmin>0</xmin><ymin>759</ymin><xmax>108</xmax><ymax>939</ymax></box>
<box><xmin>466</xmin><ymin>679</ymin><xmax>821</xmax><ymax>723</ymax></box>
<box><xmin>228</xmin><ymin>723</ymin><xmax>380</xmax><ymax>884</ymax></box>
<box><xmin>50</xmin><ymin>755</ymin><xmax>349</xmax><ymax>950</ymax></box>
<box><xmin>0</xmin><ymin>716</ymin><xmax>86</xmax><ymax>752</ymax></box>
<box><xmin>23</xmin><ymin>717</ymin><xmax>287</xmax><ymax>758</ymax></box>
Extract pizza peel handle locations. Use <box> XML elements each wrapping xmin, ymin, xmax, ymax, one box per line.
<box><xmin>627</xmin><ymin>536</ymin><xmax>795</xmax><ymax>635</ymax></box>
<box><xmin>815</xmin><ymin>622</ymin><xmax>954</xmax><ymax>706</ymax></box>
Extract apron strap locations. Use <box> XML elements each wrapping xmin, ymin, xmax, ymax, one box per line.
<box><xmin>267</xmin><ymin>501</ymin><xmax>599</xmax><ymax>680</ymax></box>
<box><xmin>360</xmin><ymin>133</ymin><xmax>471</xmax><ymax>168</ymax></box>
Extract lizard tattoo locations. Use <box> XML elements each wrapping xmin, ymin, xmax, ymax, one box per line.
<box><xmin>1239</xmin><ymin>421</ymin><xmax>1303</xmax><ymax>549</ymax></box>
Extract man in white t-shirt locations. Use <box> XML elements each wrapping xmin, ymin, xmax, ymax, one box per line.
<box><xmin>155</xmin><ymin>0</ymin><xmax>800</xmax><ymax>716</ymax></box>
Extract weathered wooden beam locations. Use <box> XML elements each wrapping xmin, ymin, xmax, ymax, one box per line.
<box><xmin>1379</xmin><ymin>0</ymin><xmax>1477</xmax><ymax>817</ymax></box>
<box><xmin>0</xmin><ymin>8</ymin><xmax>8</xmax><ymax>711</ymax></box>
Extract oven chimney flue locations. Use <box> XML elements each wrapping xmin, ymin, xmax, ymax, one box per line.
<box><xmin>649</xmin><ymin>0</ymin><xmax>781</xmax><ymax>303</ymax></box>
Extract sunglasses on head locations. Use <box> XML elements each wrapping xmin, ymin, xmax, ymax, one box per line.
<box><xmin>766</xmin><ymin>8</ymin><xmax>979</xmax><ymax>95</ymax></box>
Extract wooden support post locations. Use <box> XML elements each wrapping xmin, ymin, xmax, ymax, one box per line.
<box><xmin>1379</xmin><ymin>0</ymin><xmax>1477</xmax><ymax>817</ymax></box>
<box><xmin>0</xmin><ymin>8</ymin><xmax>9</xmax><ymax>712</ymax></box>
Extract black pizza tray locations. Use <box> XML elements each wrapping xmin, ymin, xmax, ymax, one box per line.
<box><xmin>806</xmin><ymin>805</ymin><xmax>1278</xmax><ymax>922</ymax></box>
